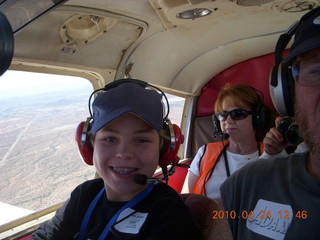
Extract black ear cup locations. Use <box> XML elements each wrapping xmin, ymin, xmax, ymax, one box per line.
<box><xmin>253</xmin><ymin>103</ymin><xmax>271</xmax><ymax>129</ymax></box>
<box><xmin>212</xmin><ymin>101</ymin><xmax>271</xmax><ymax>135</ymax></box>
<box><xmin>212</xmin><ymin>114</ymin><xmax>222</xmax><ymax>134</ymax></box>
<box><xmin>0</xmin><ymin>12</ymin><xmax>14</xmax><ymax>77</ymax></box>
<box><xmin>212</xmin><ymin>114</ymin><xmax>230</xmax><ymax>139</ymax></box>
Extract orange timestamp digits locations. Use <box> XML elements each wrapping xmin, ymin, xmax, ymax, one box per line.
<box><xmin>212</xmin><ymin>210</ymin><xmax>254</xmax><ymax>220</ymax></box>
<box><xmin>212</xmin><ymin>210</ymin><xmax>308</xmax><ymax>220</ymax></box>
<box><xmin>294</xmin><ymin>210</ymin><xmax>308</xmax><ymax>219</ymax></box>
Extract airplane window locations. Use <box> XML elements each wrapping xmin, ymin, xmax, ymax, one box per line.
<box><xmin>0</xmin><ymin>73</ymin><xmax>185</xmax><ymax>226</ymax></box>
<box><xmin>0</xmin><ymin>70</ymin><xmax>95</xmax><ymax>226</ymax></box>
<box><xmin>0</xmin><ymin>0</ymin><xmax>67</xmax><ymax>33</ymax></box>
<box><xmin>166</xmin><ymin>94</ymin><xmax>185</xmax><ymax>127</ymax></box>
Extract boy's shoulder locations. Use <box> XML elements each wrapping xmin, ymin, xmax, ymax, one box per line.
<box><xmin>147</xmin><ymin>183</ymin><xmax>186</xmax><ymax>206</ymax></box>
<box><xmin>72</xmin><ymin>178</ymin><xmax>104</xmax><ymax>196</ymax></box>
<box><xmin>153</xmin><ymin>182</ymin><xmax>181</xmax><ymax>197</ymax></box>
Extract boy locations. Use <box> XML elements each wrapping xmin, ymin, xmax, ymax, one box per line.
<box><xmin>32</xmin><ymin>80</ymin><xmax>200</xmax><ymax>239</ymax></box>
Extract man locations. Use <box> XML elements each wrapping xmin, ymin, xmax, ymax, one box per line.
<box><xmin>220</xmin><ymin>7</ymin><xmax>320</xmax><ymax>240</ymax></box>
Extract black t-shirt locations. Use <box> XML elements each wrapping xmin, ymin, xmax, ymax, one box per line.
<box><xmin>32</xmin><ymin>179</ymin><xmax>201</xmax><ymax>240</ymax></box>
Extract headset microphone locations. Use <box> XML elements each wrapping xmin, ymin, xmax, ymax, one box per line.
<box><xmin>212</xmin><ymin>114</ymin><xmax>230</xmax><ymax>140</ymax></box>
<box><xmin>133</xmin><ymin>174</ymin><xmax>163</xmax><ymax>185</ymax></box>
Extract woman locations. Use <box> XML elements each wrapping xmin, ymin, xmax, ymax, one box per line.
<box><xmin>183</xmin><ymin>83</ymin><xmax>269</xmax><ymax>202</ymax></box>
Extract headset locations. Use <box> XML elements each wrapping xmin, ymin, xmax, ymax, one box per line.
<box><xmin>212</xmin><ymin>87</ymin><xmax>271</xmax><ymax>139</ymax></box>
<box><xmin>269</xmin><ymin>22</ymin><xmax>299</xmax><ymax>117</ymax></box>
<box><xmin>252</xmin><ymin>101</ymin><xmax>271</xmax><ymax>130</ymax></box>
<box><xmin>75</xmin><ymin>79</ymin><xmax>184</xmax><ymax>171</ymax></box>
<box><xmin>0</xmin><ymin>12</ymin><xmax>14</xmax><ymax>77</ymax></box>
<box><xmin>269</xmin><ymin>7</ymin><xmax>320</xmax><ymax>117</ymax></box>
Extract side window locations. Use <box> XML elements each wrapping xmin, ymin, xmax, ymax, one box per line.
<box><xmin>166</xmin><ymin>93</ymin><xmax>185</xmax><ymax>127</ymax></box>
<box><xmin>0</xmin><ymin>71</ymin><xmax>95</xmax><ymax>225</ymax></box>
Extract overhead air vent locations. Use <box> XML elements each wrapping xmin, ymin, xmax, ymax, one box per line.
<box><xmin>272</xmin><ymin>0</ymin><xmax>318</xmax><ymax>12</ymax></box>
<box><xmin>60</xmin><ymin>14</ymin><xmax>118</xmax><ymax>45</ymax></box>
<box><xmin>235</xmin><ymin>0</ymin><xmax>273</xmax><ymax>6</ymax></box>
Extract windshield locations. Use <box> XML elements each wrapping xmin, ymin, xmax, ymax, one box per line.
<box><xmin>0</xmin><ymin>0</ymin><xmax>66</xmax><ymax>33</ymax></box>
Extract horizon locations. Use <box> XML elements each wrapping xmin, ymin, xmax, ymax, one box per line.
<box><xmin>0</xmin><ymin>70</ymin><xmax>92</xmax><ymax>99</ymax></box>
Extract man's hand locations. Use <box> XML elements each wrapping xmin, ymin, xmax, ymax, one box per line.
<box><xmin>263</xmin><ymin>116</ymin><xmax>291</xmax><ymax>155</ymax></box>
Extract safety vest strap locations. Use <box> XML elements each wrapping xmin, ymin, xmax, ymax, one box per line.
<box><xmin>193</xmin><ymin>141</ymin><xmax>229</xmax><ymax>195</ymax></box>
<box><xmin>193</xmin><ymin>141</ymin><xmax>264</xmax><ymax>195</ymax></box>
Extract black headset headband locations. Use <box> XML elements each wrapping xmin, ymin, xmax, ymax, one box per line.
<box><xmin>275</xmin><ymin>6</ymin><xmax>320</xmax><ymax>65</ymax></box>
<box><xmin>87</xmin><ymin>79</ymin><xmax>170</xmax><ymax>120</ymax></box>
<box><xmin>270</xmin><ymin>7</ymin><xmax>320</xmax><ymax>117</ymax></box>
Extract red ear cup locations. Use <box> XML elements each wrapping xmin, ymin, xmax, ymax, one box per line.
<box><xmin>75</xmin><ymin>121</ymin><xmax>94</xmax><ymax>165</ymax></box>
<box><xmin>159</xmin><ymin>124</ymin><xmax>184</xmax><ymax>168</ymax></box>
<box><xmin>75</xmin><ymin>120</ymin><xmax>184</xmax><ymax>167</ymax></box>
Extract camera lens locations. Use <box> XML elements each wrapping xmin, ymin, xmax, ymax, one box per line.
<box><xmin>277</xmin><ymin>118</ymin><xmax>303</xmax><ymax>145</ymax></box>
<box><xmin>285</xmin><ymin>125</ymin><xmax>303</xmax><ymax>145</ymax></box>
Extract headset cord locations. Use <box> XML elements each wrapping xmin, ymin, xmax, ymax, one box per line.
<box><xmin>223</xmin><ymin>146</ymin><xmax>231</xmax><ymax>177</ymax></box>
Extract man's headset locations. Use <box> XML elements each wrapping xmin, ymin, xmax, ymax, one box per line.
<box><xmin>269</xmin><ymin>7</ymin><xmax>319</xmax><ymax>117</ymax></box>
<box><xmin>212</xmin><ymin>87</ymin><xmax>271</xmax><ymax>139</ymax></box>
<box><xmin>75</xmin><ymin>79</ymin><xmax>184</xmax><ymax>170</ymax></box>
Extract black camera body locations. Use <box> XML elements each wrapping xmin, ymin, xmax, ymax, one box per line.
<box><xmin>277</xmin><ymin>118</ymin><xmax>303</xmax><ymax>145</ymax></box>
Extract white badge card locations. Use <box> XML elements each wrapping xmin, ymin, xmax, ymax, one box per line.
<box><xmin>114</xmin><ymin>208</ymin><xmax>148</xmax><ymax>234</ymax></box>
<box><xmin>246</xmin><ymin>199</ymin><xmax>293</xmax><ymax>240</ymax></box>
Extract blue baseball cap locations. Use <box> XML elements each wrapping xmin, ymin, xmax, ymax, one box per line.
<box><xmin>285</xmin><ymin>7</ymin><xmax>320</xmax><ymax>63</ymax></box>
<box><xmin>91</xmin><ymin>82</ymin><xmax>164</xmax><ymax>133</ymax></box>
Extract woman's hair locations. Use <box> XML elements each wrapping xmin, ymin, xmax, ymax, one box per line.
<box><xmin>214</xmin><ymin>83</ymin><xmax>262</xmax><ymax>112</ymax></box>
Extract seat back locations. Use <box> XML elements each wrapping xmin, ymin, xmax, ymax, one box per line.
<box><xmin>190</xmin><ymin>116</ymin><xmax>218</xmax><ymax>157</ymax></box>
<box><xmin>180</xmin><ymin>193</ymin><xmax>232</xmax><ymax>240</ymax></box>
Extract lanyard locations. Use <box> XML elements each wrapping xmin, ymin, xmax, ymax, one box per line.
<box><xmin>79</xmin><ymin>184</ymin><xmax>154</xmax><ymax>240</ymax></box>
<box><xmin>223</xmin><ymin>143</ymin><xmax>262</xmax><ymax>177</ymax></box>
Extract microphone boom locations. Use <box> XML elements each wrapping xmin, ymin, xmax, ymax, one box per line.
<box><xmin>133</xmin><ymin>174</ymin><xmax>162</xmax><ymax>185</ymax></box>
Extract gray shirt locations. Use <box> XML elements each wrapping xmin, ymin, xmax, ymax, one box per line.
<box><xmin>220</xmin><ymin>152</ymin><xmax>320</xmax><ymax>240</ymax></box>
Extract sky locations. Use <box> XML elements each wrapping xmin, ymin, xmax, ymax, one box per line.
<box><xmin>0</xmin><ymin>70</ymin><xmax>185</xmax><ymax>124</ymax></box>
<box><xmin>0</xmin><ymin>70</ymin><xmax>93</xmax><ymax>98</ymax></box>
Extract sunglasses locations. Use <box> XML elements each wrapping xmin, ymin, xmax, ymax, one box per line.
<box><xmin>216</xmin><ymin>109</ymin><xmax>252</xmax><ymax>121</ymax></box>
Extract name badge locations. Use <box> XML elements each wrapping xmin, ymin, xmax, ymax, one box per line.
<box><xmin>246</xmin><ymin>199</ymin><xmax>293</xmax><ymax>240</ymax></box>
<box><xmin>114</xmin><ymin>208</ymin><xmax>148</xmax><ymax>234</ymax></box>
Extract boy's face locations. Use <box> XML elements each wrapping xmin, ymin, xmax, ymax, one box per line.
<box><xmin>93</xmin><ymin>113</ymin><xmax>160</xmax><ymax>201</ymax></box>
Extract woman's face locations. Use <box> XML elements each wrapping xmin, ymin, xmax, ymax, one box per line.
<box><xmin>220</xmin><ymin>97</ymin><xmax>255</xmax><ymax>142</ymax></box>
<box><xmin>93</xmin><ymin>113</ymin><xmax>160</xmax><ymax>201</ymax></box>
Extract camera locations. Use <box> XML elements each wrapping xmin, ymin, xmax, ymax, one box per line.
<box><xmin>277</xmin><ymin>117</ymin><xmax>303</xmax><ymax>145</ymax></box>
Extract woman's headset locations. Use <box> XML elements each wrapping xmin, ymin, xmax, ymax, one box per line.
<box><xmin>212</xmin><ymin>86</ymin><xmax>271</xmax><ymax>139</ymax></box>
<box><xmin>75</xmin><ymin>79</ymin><xmax>184</xmax><ymax>169</ymax></box>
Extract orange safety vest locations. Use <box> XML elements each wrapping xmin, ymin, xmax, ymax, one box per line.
<box><xmin>193</xmin><ymin>140</ymin><xmax>264</xmax><ymax>195</ymax></box>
